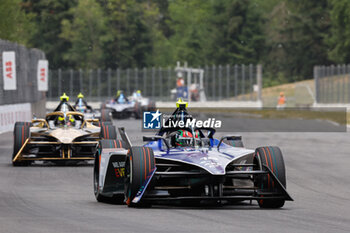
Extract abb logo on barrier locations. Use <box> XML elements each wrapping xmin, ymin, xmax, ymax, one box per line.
<box><xmin>2</xmin><ymin>51</ymin><xmax>17</xmax><ymax>90</ymax></box>
<box><xmin>37</xmin><ymin>60</ymin><xmax>48</xmax><ymax>91</ymax></box>
<box><xmin>5</xmin><ymin>61</ymin><xmax>13</xmax><ymax>79</ymax></box>
<box><xmin>2</xmin><ymin>52</ymin><xmax>49</xmax><ymax>91</ymax></box>
<box><xmin>40</xmin><ymin>68</ymin><xmax>46</xmax><ymax>82</ymax></box>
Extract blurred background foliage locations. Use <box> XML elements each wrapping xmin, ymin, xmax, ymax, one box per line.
<box><xmin>0</xmin><ymin>0</ymin><xmax>349</xmax><ymax>86</ymax></box>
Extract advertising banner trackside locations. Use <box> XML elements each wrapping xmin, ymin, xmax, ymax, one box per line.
<box><xmin>0</xmin><ymin>103</ymin><xmax>31</xmax><ymax>133</ymax></box>
<box><xmin>37</xmin><ymin>60</ymin><xmax>49</xmax><ymax>91</ymax></box>
<box><xmin>2</xmin><ymin>51</ymin><xmax>17</xmax><ymax>90</ymax></box>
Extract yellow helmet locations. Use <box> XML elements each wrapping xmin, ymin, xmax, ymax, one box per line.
<box><xmin>116</xmin><ymin>90</ymin><xmax>121</xmax><ymax>97</ymax></box>
<box><xmin>68</xmin><ymin>115</ymin><xmax>75</xmax><ymax>123</ymax></box>
<box><xmin>137</xmin><ymin>90</ymin><xmax>141</xmax><ymax>94</ymax></box>
<box><xmin>60</xmin><ymin>93</ymin><xmax>69</xmax><ymax>101</ymax></box>
<box><xmin>176</xmin><ymin>98</ymin><xmax>188</xmax><ymax>108</ymax></box>
<box><xmin>77</xmin><ymin>92</ymin><xmax>84</xmax><ymax>99</ymax></box>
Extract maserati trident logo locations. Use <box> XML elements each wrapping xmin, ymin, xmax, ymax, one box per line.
<box><xmin>143</xmin><ymin>110</ymin><xmax>162</xmax><ymax>129</ymax></box>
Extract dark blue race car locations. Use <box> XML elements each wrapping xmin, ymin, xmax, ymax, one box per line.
<box><xmin>93</xmin><ymin>101</ymin><xmax>293</xmax><ymax>208</ymax></box>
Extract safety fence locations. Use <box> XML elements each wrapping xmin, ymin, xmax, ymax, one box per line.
<box><xmin>314</xmin><ymin>65</ymin><xmax>350</xmax><ymax>104</ymax></box>
<box><xmin>0</xmin><ymin>39</ymin><xmax>46</xmax><ymax>105</ymax></box>
<box><xmin>48</xmin><ymin>64</ymin><xmax>262</xmax><ymax>102</ymax></box>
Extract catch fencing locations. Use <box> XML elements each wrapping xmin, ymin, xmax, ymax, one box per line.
<box><xmin>0</xmin><ymin>39</ymin><xmax>46</xmax><ymax>105</ymax></box>
<box><xmin>314</xmin><ymin>65</ymin><xmax>350</xmax><ymax>104</ymax></box>
<box><xmin>48</xmin><ymin>64</ymin><xmax>262</xmax><ymax>102</ymax></box>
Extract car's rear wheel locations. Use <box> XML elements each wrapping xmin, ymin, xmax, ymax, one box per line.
<box><xmin>125</xmin><ymin>146</ymin><xmax>155</xmax><ymax>207</ymax></box>
<box><xmin>100</xmin><ymin>107</ymin><xmax>112</xmax><ymax>122</ymax></box>
<box><xmin>148</xmin><ymin>101</ymin><xmax>156</xmax><ymax>112</ymax></box>
<box><xmin>94</xmin><ymin>139</ymin><xmax>126</xmax><ymax>203</ymax></box>
<box><xmin>95</xmin><ymin>121</ymin><xmax>113</xmax><ymax>127</ymax></box>
<box><xmin>134</xmin><ymin>102</ymin><xmax>142</xmax><ymax>119</ymax></box>
<box><xmin>100</xmin><ymin>124</ymin><xmax>117</xmax><ymax>140</ymax></box>
<box><xmin>254</xmin><ymin>146</ymin><xmax>286</xmax><ymax>208</ymax></box>
<box><xmin>12</xmin><ymin>122</ymin><xmax>31</xmax><ymax>166</ymax></box>
<box><xmin>14</xmin><ymin>122</ymin><xmax>32</xmax><ymax>128</ymax></box>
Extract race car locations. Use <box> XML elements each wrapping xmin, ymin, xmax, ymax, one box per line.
<box><xmin>129</xmin><ymin>90</ymin><xmax>156</xmax><ymax>114</ymax></box>
<box><xmin>102</xmin><ymin>90</ymin><xmax>156</xmax><ymax>119</ymax></box>
<box><xmin>93</xmin><ymin>100</ymin><xmax>293</xmax><ymax>208</ymax></box>
<box><xmin>73</xmin><ymin>93</ymin><xmax>112</xmax><ymax>123</ymax></box>
<box><xmin>12</xmin><ymin>110</ymin><xmax>117</xmax><ymax>166</ymax></box>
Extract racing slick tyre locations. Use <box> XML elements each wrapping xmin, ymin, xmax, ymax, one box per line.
<box><xmin>125</xmin><ymin>146</ymin><xmax>155</xmax><ymax>207</ymax></box>
<box><xmin>94</xmin><ymin>139</ymin><xmax>127</xmax><ymax>203</ymax></box>
<box><xmin>95</xmin><ymin>121</ymin><xmax>113</xmax><ymax>127</ymax></box>
<box><xmin>147</xmin><ymin>101</ymin><xmax>156</xmax><ymax>112</ymax></box>
<box><xmin>254</xmin><ymin>146</ymin><xmax>286</xmax><ymax>208</ymax></box>
<box><xmin>14</xmin><ymin>122</ymin><xmax>32</xmax><ymax>128</ymax></box>
<box><xmin>100</xmin><ymin>124</ymin><xmax>117</xmax><ymax>140</ymax></box>
<box><xmin>100</xmin><ymin>107</ymin><xmax>112</xmax><ymax>122</ymax></box>
<box><xmin>223</xmin><ymin>138</ymin><xmax>244</xmax><ymax>147</ymax></box>
<box><xmin>134</xmin><ymin>102</ymin><xmax>142</xmax><ymax>119</ymax></box>
<box><xmin>12</xmin><ymin>122</ymin><xmax>32</xmax><ymax>166</ymax></box>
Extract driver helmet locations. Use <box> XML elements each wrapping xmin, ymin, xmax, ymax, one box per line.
<box><xmin>117</xmin><ymin>92</ymin><xmax>126</xmax><ymax>104</ymax></box>
<box><xmin>116</xmin><ymin>90</ymin><xmax>121</xmax><ymax>98</ymax></box>
<box><xmin>175</xmin><ymin>130</ymin><xmax>199</xmax><ymax>147</ymax></box>
<box><xmin>58</xmin><ymin>102</ymin><xmax>75</xmax><ymax>126</ymax></box>
<box><xmin>57</xmin><ymin>114</ymin><xmax>75</xmax><ymax>126</ymax></box>
<box><xmin>57</xmin><ymin>115</ymin><xmax>65</xmax><ymax>125</ymax></box>
<box><xmin>66</xmin><ymin>115</ymin><xmax>75</xmax><ymax>126</ymax></box>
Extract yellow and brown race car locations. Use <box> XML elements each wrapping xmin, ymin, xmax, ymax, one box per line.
<box><xmin>12</xmin><ymin>111</ymin><xmax>116</xmax><ymax>166</ymax></box>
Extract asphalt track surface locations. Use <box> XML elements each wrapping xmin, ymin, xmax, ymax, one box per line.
<box><xmin>1</xmin><ymin>118</ymin><xmax>350</xmax><ymax>233</ymax></box>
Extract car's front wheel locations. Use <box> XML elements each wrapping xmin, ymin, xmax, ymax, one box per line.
<box><xmin>100</xmin><ymin>124</ymin><xmax>117</xmax><ymax>140</ymax></box>
<box><xmin>254</xmin><ymin>146</ymin><xmax>286</xmax><ymax>208</ymax></box>
<box><xmin>125</xmin><ymin>146</ymin><xmax>155</xmax><ymax>207</ymax></box>
<box><xmin>12</xmin><ymin>122</ymin><xmax>31</xmax><ymax>166</ymax></box>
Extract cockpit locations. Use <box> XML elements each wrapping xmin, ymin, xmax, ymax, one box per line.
<box><xmin>46</xmin><ymin>111</ymin><xmax>84</xmax><ymax>129</ymax></box>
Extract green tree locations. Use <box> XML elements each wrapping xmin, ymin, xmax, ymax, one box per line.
<box><xmin>60</xmin><ymin>0</ymin><xmax>107</xmax><ymax>69</ymax></box>
<box><xmin>328</xmin><ymin>0</ymin><xmax>350</xmax><ymax>63</ymax></box>
<box><xmin>153</xmin><ymin>0</ymin><xmax>173</xmax><ymax>38</ymax></box>
<box><xmin>102</xmin><ymin>0</ymin><xmax>157</xmax><ymax>68</ymax></box>
<box><xmin>167</xmin><ymin>0</ymin><xmax>212</xmax><ymax>66</ymax></box>
<box><xmin>150</xmin><ymin>0</ymin><xmax>175</xmax><ymax>66</ymax></box>
<box><xmin>207</xmin><ymin>0</ymin><xmax>265</xmax><ymax>65</ymax></box>
<box><xmin>0</xmin><ymin>0</ymin><xmax>34</xmax><ymax>45</ymax></box>
<box><xmin>276</xmin><ymin>0</ymin><xmax>330</xmax><ymax>81</ymax></box>
<box><xmin>22</xmin><ymin>0</ymin><xmax>77</xmax><ymax>68</ymax></box>
<box><xmin>262</xmin><ymin>1</ymin><xmax>291</xmax><ymax>86</ymax></box>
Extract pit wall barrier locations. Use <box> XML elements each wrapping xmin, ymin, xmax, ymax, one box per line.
<box><xmin>0</xmin><ymin>103</ymin><xmax>31</xmax><ymax>133</ymax></box>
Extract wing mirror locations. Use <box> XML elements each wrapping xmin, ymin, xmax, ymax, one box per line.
<box><xmin>217</xmin><ymin>135</ymin><xmax>242</xmax><ymax>149</ymax></box>
<box><xmin>143</xmin><ymin>136</ymin><xmax>170</xmax><ymax>150</ymax></box>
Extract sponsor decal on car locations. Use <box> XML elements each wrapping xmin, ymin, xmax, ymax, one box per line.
<box><xmin>112</xmin><ymin>161</ymin><xmax>126</xmax><ymax>178</ymax></box>
<box><xmin>114</xmin><ymin>168</ymin><xmax>125</xmax><ymax>178</ymax></box>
